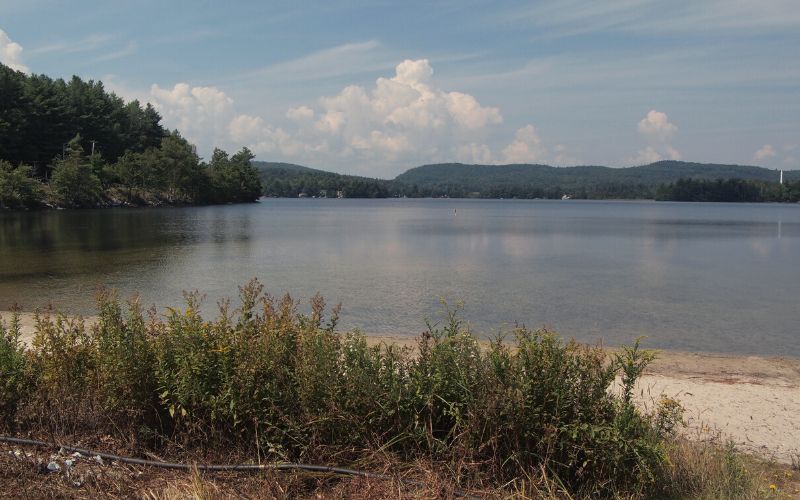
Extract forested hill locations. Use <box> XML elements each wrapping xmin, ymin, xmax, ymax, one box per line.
<box><xmin>390</xmin><ymin>161</ymin><xmax>798</xmax><ymax>199</ymax></box>
<box><xmin>255</xmin><ymin>161</ymin><xmax>391</xmax><ymax>198</ymax></box>
<box><xmin>253</xmin><ymin>161</ymin><xmax>328</xmax><ymax>175</ymax></box>
<box><xmin>252</xmin><ymin>159</ymin><xmax>799</xmax><ymax>200</ymax></box>
<box><xmin>396</xmin><ymin>161</ymin><xmax>795</xmax><ymax>189</ymax></box>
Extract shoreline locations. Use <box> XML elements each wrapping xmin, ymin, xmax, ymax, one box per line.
<box><xmin>4</xmin><ymin>310</ymin><xmax>799</xmax><ymax>464</ymax></box>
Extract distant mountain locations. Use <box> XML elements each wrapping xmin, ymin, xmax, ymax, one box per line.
<box><xmin>252</xmin><ymin>161</ymin><xmax>329</xmax><ymax>175</ymax></box>
<box><xmin>254</xmin><ymin>161</ymin><xmax>391</xmax><ymax>198</ymax></box>
<box><xmin>253</xmin><ymin>159</ymin><xmax>799</xmax><ymax>200</ymax></box>
<box><xmin>392</xmin><ymin>161</ymin><xmax>798</xmax><ymax>199</ymax></box>
<box><xmin>395</xmin><ymin>161</ymin><xmax>794</xmax><ymax>188</ymax></box>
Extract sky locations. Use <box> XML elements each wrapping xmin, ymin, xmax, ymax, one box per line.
<box><xmin>1</xmin><ymin>0</ymin><xmax>798</xmax><ymax>177</ymax></box>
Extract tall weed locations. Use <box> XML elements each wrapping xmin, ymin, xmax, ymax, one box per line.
<box><xmin>0</xmin><ymin>310</ymin><xmax>28</xmax><ymax>425</ymax></box>
<box><xmin>4</xmin><ymin>280</ymin><xmax>690</xmax><ymax>496</ymax></box>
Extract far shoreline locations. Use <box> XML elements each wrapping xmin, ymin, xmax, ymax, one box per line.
<box><xmin>6</xmin><ymin>196</ymin><xmax>800</xmax><ymax>215</ymax></box>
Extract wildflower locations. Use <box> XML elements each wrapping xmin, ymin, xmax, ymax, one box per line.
<box><xmin>769</xmin><ymin>484</ymin><xmax>777</xmax><ymax>492</ymax></box>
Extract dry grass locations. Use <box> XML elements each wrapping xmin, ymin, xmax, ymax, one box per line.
<box><xmin>4</xmin><ymin>437</ymin><xmax>796</xmax><ymax>499</ymax></box>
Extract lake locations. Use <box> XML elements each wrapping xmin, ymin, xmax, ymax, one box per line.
<box><xmin>1</xmin><ymin>199</ymin><xmax>798</xmax><ymax>356</ymax></box>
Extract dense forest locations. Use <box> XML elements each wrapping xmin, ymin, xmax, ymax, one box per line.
<box><xmin>655</xmin><ymin>178</ymin><xmax>800</xmax><ymax>202</ymax></box>
<box><xmin>257</xmin><ymin>162</ymin><xmax>390</xmax><ymax>198</ymax></box>
<box><xmin>258</xmin><ymin>160</ymin><xmax>799</xmax><ymax>202</ymax></box>
<box><xmin>0</xmin><ymin>63</ymin><xmax>261</xmax><ymax>209</ymax></box>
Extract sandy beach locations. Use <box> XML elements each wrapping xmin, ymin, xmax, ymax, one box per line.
<box><xmin>4</xmin><ymin>311</ymin><xmax>799</xmax><ymax>465</ymax></box>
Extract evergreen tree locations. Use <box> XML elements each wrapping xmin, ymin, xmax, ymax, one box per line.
<box><xmin>49</xmin><ymin>135</ymin><xmax>102</xmax><ymax>208</ymax></box>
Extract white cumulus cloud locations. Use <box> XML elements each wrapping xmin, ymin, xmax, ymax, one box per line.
<box><xmin>288</xmin><ymin>58</ymin><xmax>505</xmax><ymax>174</ymax></box>
<box><xmin>0</xmin><ymin>29</ymin><xmax>28</xmax><ymax>73</ymax></box>
<box><xmin>286</xmin><ymin>105</ymin><xmax>314</xmax><ymax>122</ymax></box>
<box><xmin>638</xmin><ymin>110</ymin><xmax>677</xmax><ymax>143</ymax></box>
<box><xmin>105</xmin><ymin>59</ymin><xmax>577</xmax><ymax>174</ymax></box>
<box><xmin>502</xmin><ymin>125</ymin><xmax>548</xmax><ymax>164</ymax></box>
<box><xmin>632</xmin><ymin>109</ymin><xmax>680</xmax><ymax>164</ymax></box>
<box><xmin>148</xmin><ymin>83</ymin><xmax>235</xmax><ymax>152</ymax></box>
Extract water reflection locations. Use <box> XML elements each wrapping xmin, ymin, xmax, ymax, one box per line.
<box><xmin>1</xmin><ymin>200</ymin><xmax>798</xmax><ymax>356</ymax></box>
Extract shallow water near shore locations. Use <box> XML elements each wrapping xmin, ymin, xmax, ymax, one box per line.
<box><xmin>2</xmin><ymin>198</ymin><xmax>798</xmax><ymax>356</ymax></box>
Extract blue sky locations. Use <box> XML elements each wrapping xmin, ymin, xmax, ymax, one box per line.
<box><xmin>1</xmin><ymin>0</ymin><xmax>798</xmax><ymax>176</ymax></box>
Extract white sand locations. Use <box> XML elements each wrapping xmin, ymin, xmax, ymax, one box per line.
<box><xmin>5</xmin><ymin>311</ymin><xmax>799</xmax><ymax>464</ymax></box>
<box><xmin>636</xmin><ymin>352</ymin><xmax>800</xmax><ymax>464</ymax></box>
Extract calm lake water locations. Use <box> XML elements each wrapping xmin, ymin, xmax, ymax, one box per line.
<box><xmin>1</xmin><ymin>199</ymin><xmax>798</xmax><ymax>356</ymax></box>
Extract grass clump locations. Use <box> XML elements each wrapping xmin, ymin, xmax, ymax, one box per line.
<box><xmin>0</xmin><ymin>280</ymin><xmax>766</xmax><ymax>497</ymax></box>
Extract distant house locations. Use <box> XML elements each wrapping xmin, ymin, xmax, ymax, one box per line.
<box><xmin>336</xmin><ymin>190</ymin><xmax>345</xmax><ymax>198</ymax></box>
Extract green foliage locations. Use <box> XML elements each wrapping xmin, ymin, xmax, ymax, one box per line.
<box><xmin>157</xmin><ymin>131</ymin><xmax>205</xmax><ymax>202</ymax></box>
<box><xmin>208</xmin><ymin>147</ymin><xmax>263</xmax><ymax>203</ymax></box>
<box><xmin>0</xmin><ymin>63</ymin><xmax>262</xmax><ymax>210</ymax></box>
<box><xmin>0</xmin><ymin>63</ymin><xmax>166</xmax><ymax>168</ymax></box>
<box><xmin>656</xmin><ymin>177</ymin><xmax>800</xmax><ymax>202</ymax></box>
<box><xmin>257</xmin><ymin>161</ymin><xmax>389</xmax><ymax>198</ymax></box>
<box><xmin>395</xmin><ymin>161</ymin><xmax>798</xmax><ymax>199</ymax></box>
<box><xmin>3</xmin><ymin>283</ymin><xmax>685</xmax><ymax>496</ymax></box>
<box><xmin>257</xmin><ymin>159</ymin><xmax>800</xmax><ymax>200</ymax></box>
<box><xmin>0</xmin><ymin>161</ymin><xmax>42</xmax><ymax>209</ymax></box>
<box><xmin>0</xmin><ymin>311</ymin><xmax>29</xmax><ymax>425</ymax></box>
<box><xmin>49</xmin><ymin>135</ymin><xmax>102</xmax><ymax>208</ymax></box>
<box><xmin>28</xmin><ymin>311</ymin><xmax>97</xmax><ymax>434</ymax></box>
<box><xmin>92</xmin><ymin>289</ymin><xmax>158</xmax><ymax>425</ymax></box>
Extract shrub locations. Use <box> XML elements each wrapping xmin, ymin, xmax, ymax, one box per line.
<box><xmin>93</xmin><ymin>289</ymin><xmax>158</xmax><ymax>432</ymax></box>
<box><xmin>0</xmin><ymin>310</ymin><xmax>29</xmax><ymax>425</ymax></box>
<box><xmin>0</xmin><ymin>161</ymin><xmax>42</xmax><ymax>209</ymax></box>
<box><xmin>6</xmin><ymin>281</ymin><xmax>682</xmax><ymax>496</ymax></box>
<box><xmin>27</xmin><ymin>310</ymin><xmax>98</xmax><ymax>434</ymax></box>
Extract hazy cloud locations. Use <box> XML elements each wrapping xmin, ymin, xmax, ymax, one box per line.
<box><xmin>504</xmin><ymin>0</ymin><xmax>800</xmax><ymax>37</ymax></box>
<box><xmin>754</xmin><ymin>144</ymin><xmax>776</xmax><ymax>162</ymax></box>
<box><xmin>28</xmin><ymin>33</ymin><xmax>113</xmax><ymax>56</ymax></box>
<box><xmin>92</xmin><ymin>40</ymin><xmax>137</xmax><ymax>63</ymax></box>
<box><xmin>0</xmin><ymin>28</ymin><xmax>28</xmax><ymax>72</ymax></box>
<box><xmin>753</xmin><ymin>143</ymin><xmax>798</xmax><ymax>167</ymax></box>
<box><xmin>502</xmin><ymin>125</ymin><xmax>547</xmax><ymax>164</ymax></box>
<box><xmin>456</xmin><ymin>143</ymin><xmax>494</xmax><ymax>164</ymax></box>
<box><xmin>224</xmin><ymin>40</ymin><xmax>393</xmax><ymax>86</ymax></box>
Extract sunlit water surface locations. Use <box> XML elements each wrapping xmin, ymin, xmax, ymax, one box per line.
<box><xmin>1</xmin><ymin>199</ymin><xmax>798</xmax><ymax>356</ymax></box>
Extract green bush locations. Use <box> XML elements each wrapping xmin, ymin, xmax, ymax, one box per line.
<box><xmin>5</xmin><ymin>281</ymin><xmax>680</xmax><ymax>496</ymax></box>
<box><xmin>0</xmin><ymin>161</ymin><xmax>42</xmax><ymax>209</ymax></box>
<box><xmin>93</xmin><ymin>289</ymin><xmax>158</xmax><ymax>430</ymax></box>
<box><xmin>0</xmin><ymin>311</ymin><xmax>29</xmax><ymax>425</ymax></box>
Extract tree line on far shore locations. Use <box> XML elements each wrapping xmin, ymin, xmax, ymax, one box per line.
<box><xmin>262</xmin><ymin>168</ymin><xmax>800</xmax><ymax>203</ymax></box>
<box><xmin>0</xmin><ymin>63</ymin><xmax>261</xmax><ymax>209</ymax></box>
<box><xmin>654</xmin><ymin>178</ymin><xmax>800</xmax><ymax>203</ymax></box>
